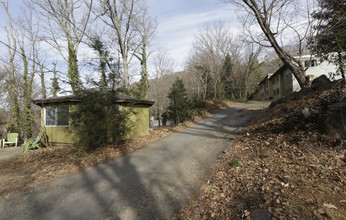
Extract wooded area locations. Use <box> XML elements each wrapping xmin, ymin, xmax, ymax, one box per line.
<box><xmin>0</xmin><ymin>0</ymin><xmax>344</xmax><ymax>140</ymax></box>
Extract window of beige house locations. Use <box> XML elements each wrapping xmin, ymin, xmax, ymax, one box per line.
<box><xmin>304</xmin><ymin>59</ymin><xmax>318</xmax><ymax>68</ymax></box>
<box><xmin>311</xmin><ymin>59</ymin><xmax>317</xmax><ymax>67</ymax></box>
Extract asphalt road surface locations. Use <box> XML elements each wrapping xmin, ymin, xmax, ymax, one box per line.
<box><xmin>0</xmin><ymin>102</ymin><xmax>269</xmax><ymax>220</ymax></box>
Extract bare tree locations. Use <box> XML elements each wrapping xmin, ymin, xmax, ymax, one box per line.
<box><xmin>185</xmin><ymin>48</ymin><xmax>214</xmax><ymax>101</ymax></box>
<box><xmin>186</xmin><ymin>22</ymin><xmax>241</xmax><ymax>100</ymax></box>
<box><xmin>227</xmin><ymin>0</ymin><xmax>317</xmax><ymax>88</ymax></box>
<box><xmin>242</xmin><ymin>44</ymin><xmax>263</xmax><ymax>100</ymax></box>
<box><xmin>133</xmin><ymin>5</ymin><xmax>157</xmax><ymax>98</ymax></box>
<box><xmin>39</xmin><ymin>64</ymin><xmax>47</xmax><ymax>98</ymax></box>
<box><xmin>20</xmin><ymin>1</ymin><xmax>50</xmax><ymax>99</ymax></box>
<box><xmin>16</xmin><ymin>2</ymin><xmax>46</xmax><ymax>138</ymax></box>
<box><xmin>148</xmin><ymin>49</ymin><xmax>175</xmax><ymax>126</ymax></box>
<box><xmin>92</xmin><ymin>0</ymin><xmax>143</xmax><ymax>90</ymax></box>
<box><xmin>32</xmin><ymin>0</ymin><xmax>93</xmax><ymax>94</ymax></box>
<box><xmin>1</xmin><ymin>0</ymin><xmax>22</xmax><ymax>133</ymax></box>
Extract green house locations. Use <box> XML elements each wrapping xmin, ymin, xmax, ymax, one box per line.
<box><xmin>32</xmin><ymin>95</ymin><xmax>155</xmax><ymax>145</ymax></box>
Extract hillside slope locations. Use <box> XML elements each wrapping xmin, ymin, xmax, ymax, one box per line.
<box><xmin>173</xmin><ymin>84</ymin><xmax>345</xmax><ymax>219</ymax></box>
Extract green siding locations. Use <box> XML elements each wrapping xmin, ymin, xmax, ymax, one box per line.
<box><xmin>45</xmin><ymin>126</ymin><xmax>74</xmax><ymax>144</ymax></box>
<box><xmin>127</xmin><ymin>105</ymin><xmax>150</xmax><ymax>138</ymax></box>
<box><xmin>41</xmin><ymin>103</ymin><xmax>150</xmax><ymax>144</ymax></box>
<box><xmin>40</xmin><ymin>104</ymin><xmax>76</xmax><ymax>144</ymax></box>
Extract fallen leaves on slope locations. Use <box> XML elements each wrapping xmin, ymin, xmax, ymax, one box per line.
<box><xmin>173</xmin><ymin>87</ymin><xmax>345</xmax><ymax>220</ymax></box>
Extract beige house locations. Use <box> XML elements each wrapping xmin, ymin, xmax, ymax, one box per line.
<box><xmin>252</xmin><ymin>74</ymin><xmax>273</xmax><ymax>100</ymax></box>
<box><xmin>253</xmin><ymin>56</ymin><xmax>341</xmax><ymax>100</ymax></box>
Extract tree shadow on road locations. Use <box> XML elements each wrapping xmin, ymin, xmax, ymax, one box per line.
<box><xmin>0</xmin><ymin>104</ymin><xmax>265</xmax><ymax>220</ymax></box>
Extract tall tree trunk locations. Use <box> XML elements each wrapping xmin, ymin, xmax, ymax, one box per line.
<box><xmin>32</xmin><ymin>0</ymin><xmax>92</xmax><ymax>94</ymax></box>
<box><xmin>338</xmin><ymin>52</ymin><xmax>345</xmax><ymax>82</ymax></box>
<box><xmin>40</xmin><ymin>65</ymin><xmax>46</xmax><ymax>98</ymax></box>
<box><xmin>52</xmin><ymin>71</ymin><xmax>60</xmax><ymax>97</ymax></box>
<box><xmin>68</xmin><ymin>40</ymin><xmax>80</xmax><ymax>94</ymax></box>
<box><xmin>2</xmin><ymin>0</ymin><xmax>22</xmax><ymax>134</ymax></box>
<box><xmin>157</xmin><ymin>102</ymin><xmax>161</xmax><ymax>127</ymax></box>
<box><xmin>21</xmin><ymin>47</ymin><xmax>34</xmax><ymax>138</ymax></box>
<box><xmin>122</xmin><ymin>54</ymin><xmax>129</xmax><ymax>89</ymax></box>
<box><xmin>134</xmin><ymin>43</ymin><xmax>149</xmax><ymax>98</ymax></box>
<box><xmin>242</xmin><ymin>0</ymin><xmax>309</xmax><ymax>88</ymax></box>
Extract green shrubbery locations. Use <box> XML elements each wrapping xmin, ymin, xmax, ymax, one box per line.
<box><xmin>165</xmin><ymin>78</ymin><xmax>191</xmax><ymax>125</ymax></box>
<box><xmin>70</xmin><ymin>90</ymin><xmax>133</xmax><ymax>149</ymax></box>
<box><xmin>163</xmin><ymin>77</ymin><xmax>227</xmax><ymax>125</ymax></box>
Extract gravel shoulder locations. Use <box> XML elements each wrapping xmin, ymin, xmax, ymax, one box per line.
<box><xmin>0</xmin><ymin>102</ymin><xmax>269</xmax><ymax>220</ymax></box>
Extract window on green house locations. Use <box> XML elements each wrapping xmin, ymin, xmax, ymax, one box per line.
<box><xmin>45</xmin><ymin>106</ymin><xmax>69</xmax><ymax>126</ymax></box>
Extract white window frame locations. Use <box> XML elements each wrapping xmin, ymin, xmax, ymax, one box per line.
<box><xmin>311</xmin><ymin>59</ymin><xmax>318</xmax><ymax>67</ymax></box>
<box><xmin>44</xmin><ymin>106</ymin><xmax>70</xmax><ymax>127</ymax></box>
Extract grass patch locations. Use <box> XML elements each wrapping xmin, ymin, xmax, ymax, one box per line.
<box><xmin>228</xmin><ymin>159</ymin><xmax>241</xmax><ymax>168</ymax></box>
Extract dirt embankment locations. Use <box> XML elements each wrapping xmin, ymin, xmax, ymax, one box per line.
<box><xmin>173</xmin><ymin>85</ymin><xmax>345</xmax><ymax>219</ymax></box>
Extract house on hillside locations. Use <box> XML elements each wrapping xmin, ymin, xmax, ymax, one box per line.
<box><xmin>252</xmin><ymin>55</ymin><xmax>341</xmax><ymax>100</ymax></box>
<box><xmin>253</xmin><ymin>74</ymin><xmax>273</xmax><ymax>100</ymax></box>
<box><xmin>32</xmin><ymin>95</ymin><xmax>154</xmax><ymax>145</ymax></box>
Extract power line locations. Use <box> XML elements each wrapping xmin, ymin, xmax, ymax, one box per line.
<box><xmin>0</xmin><ymin>39</ymin><xmax>71</xmax><ymax>83</ymax></box>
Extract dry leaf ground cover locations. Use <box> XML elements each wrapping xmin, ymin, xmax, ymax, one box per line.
<box><xmin>0</xmin><ymin>100</ymin><xmax>234</xmax><ymax>202</ymax></box>
<box><xmin>173</xmin><ymin>87</ymin><xmax>345</xmax><ymax>220</ymax></box>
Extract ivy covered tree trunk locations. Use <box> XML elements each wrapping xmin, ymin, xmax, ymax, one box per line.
<box><xmin>100</xmin><ymin>60</ymin><xmax>107</xmax><ymax>92</ymax></box>
<box><xmin>7</xmin><ymin>81</ymin><xmax>21</xmax><ymax>133</ymax></box>
<box><xmin>338</xmin><ymin>52</ymin><xmax>345</xmax><ymax>82</ymax></box>
<box><xmin>1</xmin><ymin>0</ymin><xmax>21</xmax><ymax>134</ymax></box>
<box><xmin>135</xmin><ymin>52</ymin><xmax>149</xmax><ymax>99</ymax></box>
<box><xmin>21</xmin><ymin>47</ymin><xmax>33</xmax><ymax>138</ymax></box>
<box><xmin>51</xmin><ymin>69</ymin><xmax>60</xmax><ymax>97</ymax></box>
<box><xmin>32</xmin><ymin>0</ymin><xmax>92</xmax><ymax>95</ymax></box>
<box><xmin>40</xmin><ymin>65</ymin><xmax>46</xmax><ymax>98</ymax></box>
<box><xmin>138</xmin><ymin>46</ymin><xmax>149</xmax><ymax>99</ymax></box>
<box><xmin>7</xmin><ymin>52</ymin><xmax>21</xmax><ymax>134</ymax></box>
<box><xmin>134</xmin><ymin>38</ymin><xmax>150</xmax><ymax>99</ymax></box>
<box><xmin>68</xmin><ymin>41</ymin><xmax>80</xmax><ymax>94</ymax></box>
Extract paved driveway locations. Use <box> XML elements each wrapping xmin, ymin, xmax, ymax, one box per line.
<box><xmin>0</xmin><ymin>102</ymin><xmax>269</xmax><ymax>220</ymax></box>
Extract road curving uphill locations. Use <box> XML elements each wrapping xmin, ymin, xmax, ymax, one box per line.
<box><xmin>0</xmin><ymin>102</ymin><xmax>269</xmax><ymax>220</ymax></box>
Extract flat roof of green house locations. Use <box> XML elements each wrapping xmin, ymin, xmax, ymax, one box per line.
<box><xmin>32</xmin><ymin>95</ymin><xmax>155</xmax><ymax>106</ymax></box>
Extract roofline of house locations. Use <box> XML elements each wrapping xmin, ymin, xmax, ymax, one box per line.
<box><xmin>259</xmin><ymin>74</ymin><xmax>273</xmax><ymax>84</ymax></box>
<box><xmin>32</xmin><ymin>95</ymin><xmax>155</xmax><ymax>106</ymax></box>
<box><xmin>256</xmin><ymin>63</ymin><xmax>288</xmax><ymax>88</ymax></box>
<box><xmin>269</xmin><ymin>64</ymin><xmax>287</xmax><ymax>79</ymax></box>
<box><xmin>262</xmin><ymin>54</ymin><xmax>320</xmax><ymax>83</ymax></box>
